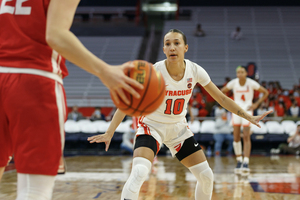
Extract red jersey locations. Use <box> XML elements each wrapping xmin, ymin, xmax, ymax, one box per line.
<box><xmin>0</xmin><ymin>0</ymin><xmax>68</xmax><ymax>78</ymax></box>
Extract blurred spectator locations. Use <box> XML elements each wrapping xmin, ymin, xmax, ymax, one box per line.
<box><xmin>256</xmin><ymin>102</ymin><xmax>268</xmax><ymax>116</ymax></box>
<box><xmin>90</xmin><ymin>107</ymin><xmax>105</xmax><ymax>121</ymax></box>
<box><xmin>267</xmin><ymin>97</ymin><xmax>276</xmax><ymax>117</ymax></box>
<box><xmin>68</xmin><ymin>105</ymin><xmax>84</xmax><ymax>121</ymax></box>
<box><xmin>271</xmin><ymin>124</ymin><xmax>300</xmax><ymax>155</ymax></box>
<box><xmin>106</xmin><ymin>107</ymin><xmax>127</xmax><ymax>122</ymax></box>
<box><xmin>201</xmin><ymin>86</ymin><xmax>215</xmax><ymax>116</ymax></box>
<box><xmin>290</xmin><ymin>84</ymin><xmax>300</xmax><ymax>97</ymax></box>
<box><xmin>246</xmin><ymin>62</ymin><xmax>258</xmax><ymax>80</ymax></box>
<box><xmin>261</xmin><ymin>81</ymin><xmax>267</xmax><ymax>89</ymax></box>
<box><xmin>194</xmin><ymin>24</ymin><xmax>206</xmax><ymax>37</ymax></box>
<box><xmin>288</xmin><ymin>100</ymin><xmax>300</xmax><ymax>117</ymax></box>
<box><xmin>188</xmin><ymin>91</ymin><xmax>208</xmax><ymax>122</ymax></box>
<box><xmin>120</xmin><ymin>124</ymin><xmax>136</xmax><ymax>154</ymax></box>
<box><xmin>213</xmin><ymin>104</ymin><xmax>233</xmax><ymax>156</ymax></box>
<box><xmin>231</xmin><ymin>26</ymin><xmax>242</xmax><ymax>40</ymax></box>
<box><xmin>275</xmin><ymin>101</ymin><xmax>286</xmax><ymax>117</ymax></box>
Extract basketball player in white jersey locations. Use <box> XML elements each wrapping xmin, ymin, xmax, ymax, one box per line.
<box><xmin>88</xmin><ymin>29</ymin><xmax>271</xmax><ymax>200</ymax></box>
<box><xmin>221</xmin><ymin>66</ymin><xmax>269</xmax><ymax>174</ymax></box>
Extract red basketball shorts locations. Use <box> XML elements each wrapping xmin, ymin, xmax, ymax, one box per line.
<box><xmin>0</xmin><ymin>72</ymin><xmax>67</xmax><ymax>175</ymax></box>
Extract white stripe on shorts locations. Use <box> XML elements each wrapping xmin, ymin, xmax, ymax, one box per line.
<box><xmin>0</xmin><ymin>66</ymin><xmax>63</xmax><ymax>84</ymax></box>
<box><xmin>55</xmin><ymin>82</ymin><xmax>66</xmax><ymax>151</ymax></box>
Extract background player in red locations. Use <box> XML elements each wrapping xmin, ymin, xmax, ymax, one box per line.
<box><xmin>0</xmin><ymin>0</ymin><xmax>143</xmax><ymax>199</ymax></box>
<box><xmin>88</xmin><ymin>29</ymin><xmax>272</xmax><ymax>200</ymax></box>
<box><xmin>221</xmin><ymin>66</ymin><xmax>269</xmax><ymax>174</ymax></box>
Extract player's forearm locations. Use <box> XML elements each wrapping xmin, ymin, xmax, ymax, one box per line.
<box><xmin>46</xmin><ymin>29</ymin><xmax>108</xmax><ymax>77</ymax></box>
<box><xmin>256</xmin><ymin>91</ymin><xmax>269</xmax><ymax>105</ymax></box>
<box><xmin>219</xmin><ymin>96</ymin><xmax>252</xmax><ymax>121</ymax></box>
<box><xmin>106</xmin><ymin>109</ymin><xmax>127</xmax><ymax>135</ymax></box>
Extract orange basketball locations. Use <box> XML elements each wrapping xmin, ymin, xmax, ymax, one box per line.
<box><xmin>111</xmin><ymin>60</ymin><xmax>166</xmax><ymax>116</ymax></box>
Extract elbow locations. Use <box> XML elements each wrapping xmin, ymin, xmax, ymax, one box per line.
<box><xmin>45</xmin><ymin>28</ymin><xmax>61</xmax><ymax>50</ymax></box>
<box><xmin>218</xmin><ymin>95</ymin><xmax>227</xmax><ymax>106</ymax></box>
<box><xmin>265</xmin><ymin>90</ymin><xmax>269</xmax><ymax>96</ymax></box>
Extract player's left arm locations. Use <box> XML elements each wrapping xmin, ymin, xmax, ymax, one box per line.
<box><xmin>249</xmin><ymin>86</ymin><xmax>269</xmax><ymax>111</ymax></box>
<box><xmin>203</xmin><ymin>81</ymin><xmax>272</xmax><ymax>127</ymax></box>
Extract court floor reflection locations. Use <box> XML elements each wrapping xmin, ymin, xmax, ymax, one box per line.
<box><xmin>0</xmin><ymin>155</ymin><xmax>299</xmax><ymax>199</ymax></box>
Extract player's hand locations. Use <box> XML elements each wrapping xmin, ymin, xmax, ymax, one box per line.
<box><xmin>250</xmin><ymin>110</ymin><xmax>273</xmax><ymax>128</ymax></box>
<box><xmin>99</xmin><ymin>62</ymin><xmax>144</xmax><ymax>105</ymax></box>
<box><xmin>248</xmin><ymin>102</ymin><xmax>259</xmax><ymax>111</ymax></box>
<box><xmin>87</xmin><ymin>133</ymin><xmax>113</xmax><ymax>151</ymax></box>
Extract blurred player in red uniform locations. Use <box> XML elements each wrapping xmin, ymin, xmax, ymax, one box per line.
<box><xmin>221</xmin><ymin>66</ymin><xmax>269</xmax><ymax>174</ymax></box>
<box><xmin>0</xmin><ymin>0</ymin><xmax>142</xmax><ymax>199</ymax></box>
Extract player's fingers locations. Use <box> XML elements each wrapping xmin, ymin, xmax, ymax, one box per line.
<box><xmin>260</xmin><ymin>110</ymin><xmax>273</xmax><ymax>119</ymax></box>
<box><xmin>122</xmin><ymin>81</ymin><xmax>141</xmax><ymax>99</ymax></box>
<box><xmin>117</xmin><ymin>88</ymin><xmax>130</xmax><ymax>105</ymax></box>
<box><xmin>110</xmin><ymin>90</ymin><xmax>120</xmax><ymax>105</ymax></box>
<box><xmin>89</xmin><ymin>135</ymin><xmax>104</xmax><ymax>143</ymax></box>
<box><xmin>121</xmin><ymin>61</ymin><xmax>134</xmax><ymax>70</ymax></box>
<box><xmin>255</xmin><ymin>122</ymin><xmax>261</xmax><ymax>128</ymax></box>
<box><xmin>124</xmin><ymin>75</ymin><xmax>144</xmax><ymax>90</ymax></box>
<box><xmin>105</xmin><ymin>141</ymin><xmax>111</xmax><ymax>151</ymax></box>
<box><xmin>87</xmin><ymin>136</ymin><xmax>96</xmax><ymax>142</ymax></box>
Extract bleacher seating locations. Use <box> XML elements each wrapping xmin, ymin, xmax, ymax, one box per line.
<box><xmin>188</xmin><ymin>120</ymin><xmax>201</xmax><ymax>134</ymax></box>
<box><xmin>251</xmin><ymin>122</ymin><xmax>267</xmax><ymax>134</ymax></box>
<box><xmin>281</xmin><ymin>120</ymin><xmax>297</xmax><ymax>134</ymax></box>
<box><xmin>64</xmin><ymin>119</ymin><xmax>293</xmax><ymax>153</ymax></box>
<box><xmin>64</xmin><ymin>120</ymin><xmax>81</xmax><ymax>133</ymax></box>
<box><xmin>265</xmin><ymin>121</ymin><xmax>285</xmax><ymax>134</ymax></box>
<box><xmin>64</xmin><ymin>36</ymin><xmax>142</xmax><ymax>107</ymax></box>
<box><xmin>158</xmin><ymin>7</ymin><xmax>300</xmax><ymax>89</ymax></box>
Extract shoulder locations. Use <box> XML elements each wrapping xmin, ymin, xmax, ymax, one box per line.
<box><xmin>153</xmin><ymin>60</ymin><xmax>165</xmax><ymax>69</ymax></box>
<box><xmin>186</xmin><ymin>59</ymin><xmax>204</xmax><ymax>70</ymax></box>
<box><xmin>185</xmin><ymin>59</ymin><xmax>209</xmax><ymax>76</ymax></box>
<box><xmin>247</xmin><ymin>78</ymin><xmax>260</xmax><ymax>86</ymax></box>
<box><xmin>228</xmin><ymin>78</ymin><xmax>238</xmax><ymax>85</ymax></box>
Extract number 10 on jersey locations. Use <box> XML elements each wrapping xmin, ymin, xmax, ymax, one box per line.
<box><xmin>164</xmin><ymin>99</ymin><xmax>185</xmax><ymax>115</ymax></box>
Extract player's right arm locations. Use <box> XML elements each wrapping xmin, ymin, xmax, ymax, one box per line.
<box><xmin>87</xmin><ymin>109</ymin><xmax>126</xmax><ymax>151</ymax></box>
<box><xmin>220</xmin><ymin>86</ymin><xmax>230</xmax><ymax>94</ymax></box>
<box><xmin>203</xmin><ymin>81</ymin><xmax>272</xmax><ymax>127</ymax></box>
<box><xmin>46</xmin><ymin>0</ymin><xmax>143</xmax><ymax>105</ymax></box>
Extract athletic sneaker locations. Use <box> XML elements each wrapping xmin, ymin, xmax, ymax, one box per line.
<box><xmin>242</xmin><ymin>163</ymin><xmax>250</xmax><ymax>175</ymax></box>
<box><xmin>234</xmin><ymin>161</ymin><xmax>243</xmax><ymax>174</ymax></box>
<box><xmin>57</xmin><ymin>157</ymin><xmax>66</xmax><ymax>175</ymax></box>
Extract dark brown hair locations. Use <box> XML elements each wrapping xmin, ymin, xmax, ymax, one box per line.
<box><xmin>166</xmin><ymin>29</ymin><xmax>187</xmax><ymax>45</ymax></box>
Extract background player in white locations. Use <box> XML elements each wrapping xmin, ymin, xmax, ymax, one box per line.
<box><xmin>221</xmin><ymin>66</ymin><xmax>269</xmax><ymax>173</ymax></box>
<box><xmin>0</xmin><ymin>0</ymin><xmax>143</xmax><ymax>199</ymax></box>
<box><xmin>88</xmin><ymin>29</ymin><xmax>271</xmax><ymax>200</ymax></box>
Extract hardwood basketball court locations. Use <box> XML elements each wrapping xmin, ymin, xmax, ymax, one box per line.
<box><xmin>1</xmin><ymin>155</ymin><xmax>299</xmax><ymax>200</ymax></box>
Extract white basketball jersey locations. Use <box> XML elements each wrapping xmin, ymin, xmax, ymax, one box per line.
<box><xmin>226</xmin><ymin>78</ymin><xmax>260</xmax><ymax>110</ymax></box>
<box><xmin>144</xmin><ymin>59</ymin><xmax>211</xmax><ymax>123</ymax></box>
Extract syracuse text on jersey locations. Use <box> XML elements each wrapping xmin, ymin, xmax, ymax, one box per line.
<box><xmin>165</xmin><ymin>89</ymin><xmax>192</xmax><ymax>96</ymax></box>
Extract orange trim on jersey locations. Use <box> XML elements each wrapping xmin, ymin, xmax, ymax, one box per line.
<box><xmin>156</xmin><ymin>141</ymin><xmax>160</xmax><ymax>155</ymax></box>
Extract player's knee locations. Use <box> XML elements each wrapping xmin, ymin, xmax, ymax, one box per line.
<box><xmin>189</xmin><ymin>161</ymin><xmax>214</xmax><ymax>195</ymax></box>
<box><xmin>16</xmin><ymin>174</ymin><xmax>55</xmax><ymax>200</ymax></box>
<box><xmin>199</xmin><ymin>167</ymin><xmax>214</xmax><ymax>195</ymax></box>
<box><xmin>128</xmin><ymin>157</ymin><xmax>151</xmax><ymax>193</ymax></box>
